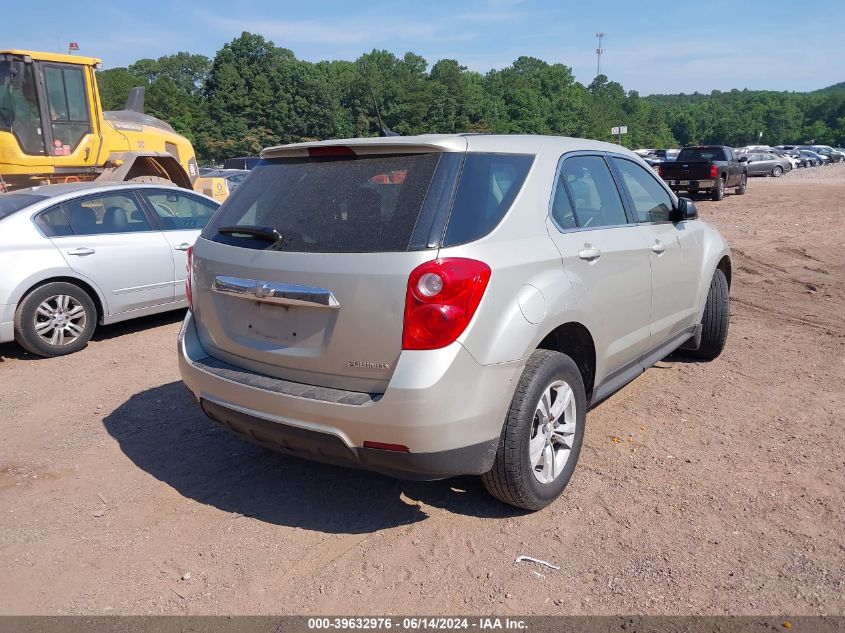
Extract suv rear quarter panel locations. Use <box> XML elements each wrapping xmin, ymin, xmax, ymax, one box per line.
<box><xmin>448</xmin><ymin>148</ymin><xmax>607</xmax><ymax>375</ymax></box>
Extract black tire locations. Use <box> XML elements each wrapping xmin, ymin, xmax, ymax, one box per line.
<box><xmin>710</xmin><ymin>177</ymin><xmax>724</xmax><ymax>201</ymax></box>
<box><xmin>771</xmin><ymin>165</ymin><xmax>783</xmax><ymax>177</ymax></box>
<box><xmin>14</xmin><ymin>282</ymin><xmax>97</xmax><ymax>357</ymax></box>
<box><xmin>692</xmin><ymin>269</ymin><xmax>729</xmax><ymax>360</ymax></box>
<box><xmin>128</xmin><ymin>175</ymin><xmax>172</xmax><ymax>185</ymax></box>
<box><xmin>735</xmin><ymin>174</ymin><xmax>747</xmax><ymax>195</ymax></box>
<box><xmin>482</xmin><ymin>349</ymin><xmax>586</xmax><ymax>511</ymax></box>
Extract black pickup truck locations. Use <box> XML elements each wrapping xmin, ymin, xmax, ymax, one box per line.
<box><xmin>657</xmin><ymin>145</ymin><xmax>747</xmax><ymax>201</ymax></box>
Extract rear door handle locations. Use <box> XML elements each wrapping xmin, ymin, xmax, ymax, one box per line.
<box><xmin>651</xmin><ymin>242</ymin><xmax>666</xmax><ymax>255</ymax></box>
<box><xmin>578</xmin><ymin>247</ymin><xmax>602</xmax><ymax>261</ymax></box>
<box><xmin>67</xmin><ymin>247</ymin><xmax>95</xmax><ymax>256</ymax></box>
<box><xmin>174</xmin><ymin>243</ymin><xmax>191</xmax><ymax>251</ymax></box>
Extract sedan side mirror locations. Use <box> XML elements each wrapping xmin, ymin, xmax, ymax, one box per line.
<box><xmin>670</xmin><ymin>197</ymin><xmax>698</xmax><ymax>223</ymax></box>
<box><xmin>738</xmin><ymin>156</ymin><xmax>748</xmax><ymax>162</ymax></box>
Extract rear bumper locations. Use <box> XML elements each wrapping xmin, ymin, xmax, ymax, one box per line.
<box><xmin>667</xmin><ymin>178</ymin><xmax>715</xmax><ymax>190</ymax></box>
<box><xmin>199</xmin><ymin>399</ymin><xmax>499</xmax><ymax>480</ymax></box>
<box><xmin>178</xmin><ymin>312</ymin><xmax>522</xmax><ymax>480</ymax></box>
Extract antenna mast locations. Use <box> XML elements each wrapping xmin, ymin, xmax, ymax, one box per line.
<box><xmin>596</xmin><ymin>32</ymin><xmax>606</xmax><ymax>77</ymax></box>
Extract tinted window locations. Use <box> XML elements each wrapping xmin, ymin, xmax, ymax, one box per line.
<box><xmin>613</xmin><ymin>158</ymin><xmax>674</xmax><ymax>223</ymax></box>
<box><xmin>550</xmin><ymin>173</ymin><xmax>577</xmax><ymax>229</ymax></box>
<box><xmin>676</xmin><ymin>147</ymin><xmax>726</xmax><ymax>162</ymax></box>
<box><xmin>442</xmin><ymin>154</ymin><xmax>533</xmax><ymax>246</ymax></box>
<box><xmin>143</xmin><ymin>190</ymin><xmax>219</xmax><ymax>230</ymax></box>
<box><xmin>63</xmin><ymin>193</ymin><xmax>152</xmax><ymax>235</ymax></box>
<box><xmin>560</xmin><ymin>156</ymin><xmax>628</xmax><ymax>228</ymax></box>
<box><xmin>205</xmin><ymin>153</ymin><xmax>441</xmax><ymax>253</ymax></box>
<box><xmin>35</xmin><ymin>206</ymin><xmax>73</xmax><ymax>237</ymax></box>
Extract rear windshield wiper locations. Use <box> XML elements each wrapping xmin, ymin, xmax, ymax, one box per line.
<box><xmin>218</xmin><ymin>225</ymin><xmax>282</xmax><ymax>243</ymax></box>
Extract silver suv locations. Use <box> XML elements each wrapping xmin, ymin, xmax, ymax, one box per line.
<box><xmin>178</xmin><ymin>134</ymin><xmax>731</xmax><ymax>510</ymax></box>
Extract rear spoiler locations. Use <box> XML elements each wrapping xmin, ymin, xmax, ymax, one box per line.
<box><xmin>260</xmin><ymin>136</ymin><xmax>467</xmax><ymax>159</ymax></box>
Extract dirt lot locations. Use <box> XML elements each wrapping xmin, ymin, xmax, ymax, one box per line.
<box><xmin>1</xmin><ymin>165</ymin><xmax>843</xmax><ymax>616</ymax></box>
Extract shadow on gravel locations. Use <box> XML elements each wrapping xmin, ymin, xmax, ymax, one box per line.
<box><xmin>103</xmin><ymin>381</ymin><xmax>522</xmax><ymax>534</ymax></box>
<box><xmin>0</xmin><ymin>311</ymin><xmax>186</xmax><ymax>361</ymax></box>
<box><xmin>92</xmin><ymin>310</ymin><xmax>185</xmax><ymax>342</ymax></box>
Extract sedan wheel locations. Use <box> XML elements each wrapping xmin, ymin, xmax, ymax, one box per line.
<box><xmin>772</xmin><ymin>165</ymin><xmax>783</xmax><ymax>177</ymax></box>
<box><xmin>14</xmin><ymin>282</ymin><xmax>97</xmax><ymax>357</ymax></box>
<box><xmin>33</xmin><ymin>294</ymin><xmax>88</xmax><ymax>347</ymax></box>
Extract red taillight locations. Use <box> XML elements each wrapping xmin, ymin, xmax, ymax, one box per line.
<box><xmin>709</xmin><ymin>164</ymin><xmax>718</xmax><ymax>178</ymax></box>
<box><xmin>186</xmin><ymin>246</ymin><xmax>194</xmax><ymax>311</ymax></box>
<box><xmin>402</xmin><ymin>258</ymin><xmax>491</xmax><ymax>350</ymax></box>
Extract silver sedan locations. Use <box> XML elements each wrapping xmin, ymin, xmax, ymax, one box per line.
<box><xmin>0</xmin><ymin>182</ymin><xmax>220</xmax><ymax>356</ymax></box>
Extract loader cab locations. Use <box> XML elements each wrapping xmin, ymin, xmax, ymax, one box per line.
<box><xmin>0</xmin><ymin>52</ymin><xmax>97</xmax><ymax>160</ymax></box>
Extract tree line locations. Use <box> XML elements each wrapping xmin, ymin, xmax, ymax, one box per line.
<box><xmin>95</xmin><ymin>32</ymin><xmax>845</xmax><ymax>162</ymax></box>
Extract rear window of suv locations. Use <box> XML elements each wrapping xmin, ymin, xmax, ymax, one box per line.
<box><xmin>202</xmin><ymin>151</ymin><xmax>533</xmax><ymax>253</ymax></box>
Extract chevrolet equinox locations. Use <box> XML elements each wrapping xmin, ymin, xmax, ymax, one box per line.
<box><xmin>178</xmin><ymin>134</ymin><xmax>731</xmax><ymax>510</ymax></box>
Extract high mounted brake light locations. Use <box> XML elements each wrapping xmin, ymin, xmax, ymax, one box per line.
<box><xmin>308</xmin><ymin>146</ymin><xmax>355</xmax><ymax>157</ymax></box>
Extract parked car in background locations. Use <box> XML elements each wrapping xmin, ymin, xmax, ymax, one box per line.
<box><xmin>774</xmin><ymin>150</ymin><xmax>799</xmax><ymax>170</ymax></box>
<box><xmin>780</xmin><ymin>148</ymin><xmax>824</xmax><ymax>167</ymax></box>
<box><xmin>0</xmin><ymin>182</ymin><xmax>219</xmax><ymax>356</ymax></box>
<box><xmin>643</xmin><ymin>156</ymin><xmax>663</xmax><ymax>171</ymax></box>
<box><xmin>801</xmin><ymin>150</ymin><xmax>829</xmax><ymax>166</ymax></box>
<box><xmin>640</xmin><ymin>149</ymin><xmax>679</xmax><ymax>161</ymax></box>
<box><xmin>794</xmin><ymin>150</ymin><xmax>822</xmax><ymax>167</ymax></box>
<box><xmin>635</xmin><ymin>149</ymin><xmax>679</xmax><ymax>166</ymax></box>
<box><xmin>737</xmin><ymin>146</ymin><xmax>797</xmax><ymax>170</ymax></box>
<box><xmin>804</xmin><ymin>145</ymin><xmax>844</xmax><ymax>163</ymax></box>
<box><xmin>179</xmin><ymin>133</ymin><xmax>732</xmax><ymax>510</ymax></box>
<box><xmin>193</xmin><ymin>169</ymin><xmax>250</xmax><ymax>203</ymax></box>
<box><xmin>744</xmin><ymin>152</ymin><xmax>792</xmax><ymax>177</ymax></box>
<box><xmin>783</xmin><ymin>150</ymin><xmax>811</xmax><ymax>168</ymax></box>
<box><xmin>658</xmin><ymin>145</ymin><xmax>747</xmax><ymax>200</ymax></box>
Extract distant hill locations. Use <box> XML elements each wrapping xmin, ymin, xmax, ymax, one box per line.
<box><xmin>813</xmin><ymin>81</ymin><xmax>845</xmax><ymax>94</ymax></box>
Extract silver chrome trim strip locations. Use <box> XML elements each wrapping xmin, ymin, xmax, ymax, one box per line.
<box><xmin>212</xmin><ymin>276</ymin><xmax>340</xmax><ymax>309</ymax></box>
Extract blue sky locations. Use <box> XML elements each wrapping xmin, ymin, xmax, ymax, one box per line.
<box><xmin>2</xmin><ymin>0</ymin><xmax>843</xmax><ymax>95</ymax></box>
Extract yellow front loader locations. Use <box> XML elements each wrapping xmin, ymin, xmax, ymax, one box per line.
<box><xmin>0</xmin><ymin>50</ymin><xmax>199</xmax><ymax>192</ymax></box>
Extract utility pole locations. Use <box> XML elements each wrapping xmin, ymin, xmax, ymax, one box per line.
<box><xmin>596</xmin><ymin>32</ymin><xmax>606</xmax><ymax>77</ymax></box>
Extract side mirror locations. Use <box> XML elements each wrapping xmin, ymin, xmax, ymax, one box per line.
<box><xmin>738</xmin><ymin>156</ymin><xmax>748</xmax><ymax>162</ymax></box>
<box><xmin>670</xmin><ymin>197</ymin><xmax>698</xmax><ymax>223</ymax></box>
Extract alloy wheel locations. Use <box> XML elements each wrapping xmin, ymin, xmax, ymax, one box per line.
<box><xmin>33</xmin><ymin>294</ymin><xmax>88</xmax><ymax>347</ymax></box>
<box><xmin>529</xmin><ymin>380</ymin><xmax>578</xmax><ymax>484</ymax></box>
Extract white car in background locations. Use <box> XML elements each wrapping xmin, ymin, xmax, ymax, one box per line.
<box><xmin>0</xmin><ymin>182</ymin><xmax>220</xmax><ymax>356</ymax></box>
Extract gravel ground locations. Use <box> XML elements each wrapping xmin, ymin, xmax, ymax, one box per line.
<box><xmin>0</xmin><ymin>164</ymin><xmax>843</xmax><ymax>616</ymax></box>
